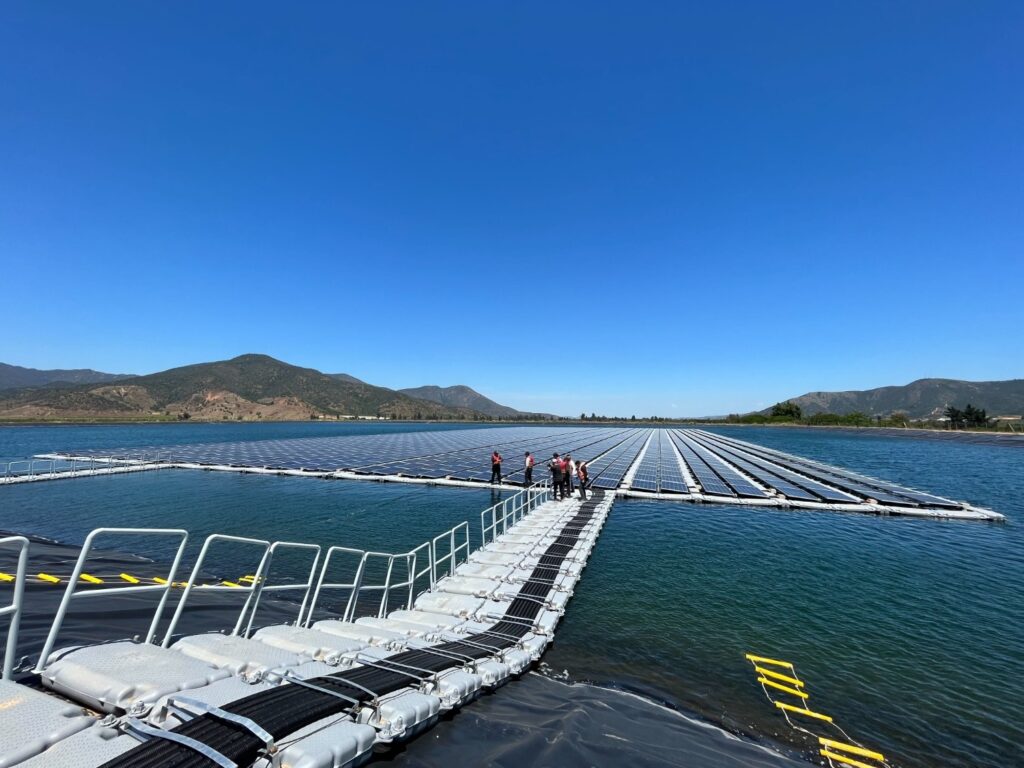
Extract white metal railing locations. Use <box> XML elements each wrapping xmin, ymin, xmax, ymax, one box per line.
<box><xmin>239</xmin><ymin>541</ymin><xmax>322</xmax><ymax>638</ymax></box>
<box><xmin>304</xmin><ymin>539</ymin><xmax>431</xmax><ymax>625</ymax></box>
<box><xmin>304</xmin><ymin>546</ymin><xmax>367</xmax><ymax>626</ymax></box>
<box><xmin>361</xmin><ymin>551</ymin><xmax>411</xmax><ymax>619</ymax></box>
<box><xmin>431</xmin><ymin>522</ymin><xmax>469</xmax><ymax>584</ymax></box>
<box><xmin>161</xmin><ymin>534</ymin><xmax>276</xmax><ymax>645</ymax></box>
<box><xmin>481</xmin><ymin>480</ymin><xmax>551</xmax><ymax>547</ymax></box>
<box><xmin>1</xmin><ymin>536</ymin><xmax>29</xmax><ymax>679</ymax></box>
<box><xmin>34</xmin><ymin>528</ymin><xmax>190</xmax><ymax>673</ymax></box>
<box><xmin>408</xmin><ymin>540</ymin><xmax>433</xmax><ymax>605</ymax></box>
<box><xmin>0</xmin><ymin>453</ymin><xmax>178</xmax><ymax>483</ymax></box>
<box><xmin>19</xmin><ymin>485</ymin><xmax>562</xmax><ymax>672</ymax></box>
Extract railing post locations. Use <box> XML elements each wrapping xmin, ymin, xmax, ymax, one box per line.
<box><xmin>1</xmin><ymin>537</ymin><xmax>29</xmax><ymax>679</ymax></box>
<box><xmin>378</xmin><ymin>556</ymin><xmax>396</xmax><ymax>618</ymax></box>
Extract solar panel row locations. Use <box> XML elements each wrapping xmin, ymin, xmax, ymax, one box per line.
<box><xmin>693</xmin><ymin>430</ymin><xmax>958</xmax><ymax>508</ymax></box>
<box><xmin>671</xmin><ymin>431</ymin><xmax>768</xmax><ymax>498</ymax></box>
<box><xmin>589</xmin><ymin>430</ymin><xmax>651</xmax><ymax>489</ymax></box>
<box><xmin>629</xmin><ymin>432</ymin><xmax>660</xmax><ymax>491</ymax></box>
<box><xmin>685</xmin><ymin>432</ymin><xmax>858</xmax><ymax>503</ymax></box>
<box><xmin>667</xmin><ymin>431</ymin><xmax>735</xmax><ymax>497</ymax></box>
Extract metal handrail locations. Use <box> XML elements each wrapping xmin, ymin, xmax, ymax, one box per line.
<box><xmin>34</xmin><ymin>528</ymin><xmax>190</xmax><ymax>673</ymax></box>
<box><xmin>161</xmin><ymin>533</ymin><xmax>273</xmax><ymax>646</ymax></box>
<box><xmin>408</xmin><ymin>540</ymin><xmax>433</xmax><ymax>604</ymax></box>
<box><xmin>0</xmin><ymin>536</ymin><xmax>29</xmax><ymax>679</ymax></box>
<box><xmin>0</xmin><ymin>451</ymin><xmax>185</xmax><ymax>483</ymax></box>
<box><xmin>306</xmin><ymin>540</ymin><xmax>429</xmax><ymax>624</ymax></box>
<box><xmin>362</xmin><ymin>551</ymin><xmax>401</xmax><ymax>618</ymax></box>
<box><xmin>431</xmin><ymin>522</ymin><xmax>469</xmax><ymax>584</ymax></box>
<box><xmin>240</xmin><ymin>540</ymin><xmax>322</xmax><ymax>638</ymax></box>
<box><xmin>480</xmin><ymin>480</ymin><xmax>551</xmax><ymax>547</ymax></box>
<box><xmin>304</xmin><ymin>545</ymin><xmax>367</xmax><ymax>626</ymax></box>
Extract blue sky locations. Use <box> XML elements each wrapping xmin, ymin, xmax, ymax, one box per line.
<box><xmin>1</xmin><ymin>2</ymin><xmax>1021</xmax><ymax>417</ymax></box>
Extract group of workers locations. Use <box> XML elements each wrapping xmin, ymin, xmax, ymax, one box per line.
<box><xmin>490</xmin><ymin>449</ymin><xmax>589</xmax><ymax>501</ymax></box>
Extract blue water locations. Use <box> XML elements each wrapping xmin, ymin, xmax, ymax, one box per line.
<box><xmin>1</xmin><ymin>423</ymin><xmax>1021</xmax><ymax>768</ymax></box>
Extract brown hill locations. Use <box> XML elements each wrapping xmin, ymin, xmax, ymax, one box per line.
<box><xmin>776</xmin><ymin>378</ymin><xmax>1024</xmax><ymax>419</ymax></box>
<box><xmin>0</xmin><ymin>354</ymin><xmax>486</xmax><ymax>421</ymax></box>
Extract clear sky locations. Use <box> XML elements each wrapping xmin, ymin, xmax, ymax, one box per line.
<box><xmin>2</xmin><ymin>2</ymin><xmax>1021</xmax><ymax>417</ymax></box>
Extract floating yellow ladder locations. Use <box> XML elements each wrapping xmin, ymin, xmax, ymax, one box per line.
<box><xmin>745</xmin><ymin>652</ymin><xmax>888</xmax><ymax>768</ymax></box>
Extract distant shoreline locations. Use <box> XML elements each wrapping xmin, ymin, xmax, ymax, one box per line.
<box><xmin>1</xmin><ymin>417</ymin><xmax>1021</xmax><ymax>442</ymax></box>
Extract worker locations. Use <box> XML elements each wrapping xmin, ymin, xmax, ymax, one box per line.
<box><xmin>576</xmin><ymin>460</ymin><xmax>589</xmax><ymax>500</ymax></box>
<box><xmin>490</xmin><ymin>450</ymin><xmax>502</xmax><ymax>484</ymax></box>
<box><xmin>524</xmin><ymin>451</ymin><xmax>534</xmax><ymax>485</ymax></box>
<box><xmin>549</xmin><ymin>452</ymin><xmax>563</xmax><ymax>499</ymax></box>
<box><xmin>563</xmin><ymin>454</ymin><xmax>574</xmax><ymax>499</ymax></box>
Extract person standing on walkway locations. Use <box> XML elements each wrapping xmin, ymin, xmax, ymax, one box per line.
<box><xmin>490</xmin><ymin>450</ymin><xmax>502</xmax><ymax>485</ymax></box>
<box><xmin>576</xmin><ymin>460</ymin><xmax>589</xmax><ymax>500</ymax></box>
<box><xmin>549</xmin><ymin>452</ymin><xmax>563</xmax><ymax>499</ymax></box>
<box><xmin>524</xmin><ymin>452</ymin><xmax>534</xmax><ymax>486</ymax></box>
<box><xmin>562</xmin><ymin>454</ymin><xmax>574</xmax><ymax>499</ymax></box>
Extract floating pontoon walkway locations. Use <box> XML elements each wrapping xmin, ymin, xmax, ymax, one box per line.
<box><xmin>0</xmin><ymin>484</ymin><xmax>613</xmax><ymax>767</ymax></box>
<box><xmin>20</xmin><ymin>427</ymin><xmax>1002</xmax><ymax>520</ymax></box>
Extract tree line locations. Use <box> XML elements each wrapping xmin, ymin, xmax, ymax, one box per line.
<box><xmin>718</xmin><ymin>400</ymin><xmax>996</xmax><ymax>429</ymax></box>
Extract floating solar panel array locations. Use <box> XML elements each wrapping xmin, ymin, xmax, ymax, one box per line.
<box><xmin>45</xmin><ymin>425</ymin><xmax>997</xmax><ymax>518</ymax></box>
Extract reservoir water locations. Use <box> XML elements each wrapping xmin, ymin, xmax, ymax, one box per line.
<box><xmin>1</xmin><ymin>422</ymin><xmax>1020</xmax><ymax>768</ymax></box>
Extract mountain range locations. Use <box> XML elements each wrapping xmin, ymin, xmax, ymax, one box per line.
<box><xmin>2</xmin><ymin>358</ymin><xmax>1020</xmax><ymax>422</ymax></box>
<box><xmin>777</xmin><ymin>378</ymin><xmax>1024</xmax><ymax>419</ymax></box>
<box><xmin>0</xmin><ymin>355</ymin><xmax>539</xmax><ymax>421</ymax></box>
<box><xmin>0</xmin><ymin>362</ymin><xmax>131</xmax><ymax>391</ymax></box>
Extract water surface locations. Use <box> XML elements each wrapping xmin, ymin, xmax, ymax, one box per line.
<box><xmin>1</xmin><ymin>423</ymin><xmax>1019</xmax><ymax>768</ymax></box>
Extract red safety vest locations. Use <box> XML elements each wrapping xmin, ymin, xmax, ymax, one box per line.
<box><xmin>492</xmin><ymin>454</ymin><xmax>501</xmax><ymax>465</ymax></box>
<box><xmin>526</xmin><ymin>455</ymin><xmax>534</xmax><ymax>467</ymax></box>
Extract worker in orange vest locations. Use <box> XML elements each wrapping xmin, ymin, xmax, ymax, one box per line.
<box><xmin>524</xmin><ymin>452</ymin><xmax>535</xmax><ymax>485</ymax></box>
<box><xmin>549</xmin><ymin>453</ymin><xmax>563</xmax><ymax>499</ymax></box>
<box><xmin>576</xmin><ymin>460</ymin><xmax>589</xmax><ymax>500</ymax></box>
<box><xmin>490</xmin><ymin>451</ymin><xmax>502</xmax><ymax>485</ymax></box>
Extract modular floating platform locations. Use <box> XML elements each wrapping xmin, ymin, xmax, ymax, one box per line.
<box><xmin>6</xmin><ymin>427</ymin><xmax>1004</xmax><ymax>521</ymax></box>
<box><xmin>1</xmin><ymin>485</ymin><xmax>611</xmax><ymax>767</ymax></box>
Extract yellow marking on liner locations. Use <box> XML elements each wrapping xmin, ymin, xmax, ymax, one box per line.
<box><xmin>153</xmin><ymin>576</ymin><xmax>168</xmax><ymax>585</ymax></box>
<box><xmin>745</xmin><ymin>654</ymin><xmax>794</xmax><ymax>669</ymax></box>
<box><xmin>238</xmin><ymin>575</ymin><xmax>256</xmax><ymax>583</ymax></box>
<box><xmin>820</xmin><ymin>749</ymin><xmax>881</xmax><ymax>768</ymax></box>
<box><xmin>0</xmin><ymin>573</ymin><xmax>13</xmax><ymax>582</ymax></box>
<box><xmin>119</xmin><ymin>573</ymin><xmax>140</xmax><ymax>584</ymax></box>
<box><xmin>758</xmin><ymin>677</ymin><xmax>809</xmax><ymax>698</ymax></box>
<box><xmin>221</xmin><ymin>580</ymin><xmax>242</xmax><ymax>588</ymax></box>
<box><xmin>774</xmin><ymin>701</ymin><xmax>833</xmax><ymax>722</ymax></box>
<box><xmin>79</xmin><ymin>573</ymin><xmax>103</xmax><ymax>584</ymax></box>
<box><xmin>819</xmin><ymin>739</ymin><xmax>885</xmax><ymax>762</ymax></box>
<box><xmin>37</xmin><ymin>573</ymin><xmax>60</xmax><ymax>584</ymax></box>
<box><xmin>754</xmin><ymin>666</ymin><xmax>804</xmax><ymax>687</ymax></box>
